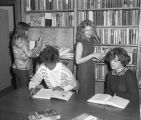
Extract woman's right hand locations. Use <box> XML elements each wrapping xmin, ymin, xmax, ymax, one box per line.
<box><xmin>92</xmin><ymin>53</ymin><xmax>105</xmax><ymax>61</ymax></box>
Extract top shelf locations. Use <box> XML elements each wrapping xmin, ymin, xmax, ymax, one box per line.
<box><xmin>25</xmin><ymin>7</ymin><xmax>140</xmax><ymax>13</ymax></box>
<box><xmin>25</xmin><ymin>9</ymin><xmax>74</xmax><ymax>13</ymax></box>
<box><xmin>78</xmin><ymin>7</ymin><xmax>140</xmax><ymax>11</ymax></box>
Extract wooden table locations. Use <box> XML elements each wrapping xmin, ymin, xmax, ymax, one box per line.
<box><xmin>0</xmin><ymin>87</ymin><xmax>140</xmax><ymax>120</ymax></box>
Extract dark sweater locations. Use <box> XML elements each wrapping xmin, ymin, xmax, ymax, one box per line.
<box><xmin>104</xmin><ymin>68</ymin><xmax>139</xmax><ymax>103</ymax></box>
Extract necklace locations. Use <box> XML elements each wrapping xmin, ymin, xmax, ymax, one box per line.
<box><xmin>116</xmin><ymin>67</ymin><xmax>125</xmax><ymax>75</ymax></box>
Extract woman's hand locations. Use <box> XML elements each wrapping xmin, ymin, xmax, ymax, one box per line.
<box><xmin>92</xmin><ymin>53</ymin><xmax>105</xmax><ymax>61</ymax></box>
<box><xmin>53</xmin><ymin>86</ymin><xmax>64</xmax><ymax>91</ymax></box>
<box><xmin>29</xmin><ymin>88</ymin><xmax>35</xmax><ymax>97</ymax></box>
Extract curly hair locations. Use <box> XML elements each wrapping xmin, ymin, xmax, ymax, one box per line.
<box><xmin>76</xmin><ymin>19</ymin><xmax>100</xmax><ymax>44</ymax></box>
<box><xmin>40</xmin><ymin>45</ymin><xmax>60</xmax><ymax>64</ymax></box>
<box><xmin>105</xmin><ymin>47</ymin><xmax>131</xmax><ymax>67</ymax></box>
<box><xmin>12</xmin><ymin>22</ymin><xmax>29</xmax><ymax>45</ymax></box>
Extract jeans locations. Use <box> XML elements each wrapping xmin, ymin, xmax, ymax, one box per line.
<box><xmin>13</xmin><ymin>68</ymin><xmax>30</xmax><ymax>88</ymax></box>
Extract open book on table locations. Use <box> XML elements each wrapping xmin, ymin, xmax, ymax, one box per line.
<box><xmin>33</xmin><ymin>88</ymin><xmax>73</xmax><ymax>101</ymax></box>
<box><xmin>87</xmin><ymin>94</ymin><xmax>130</xmax><ymax>109</ymax></box>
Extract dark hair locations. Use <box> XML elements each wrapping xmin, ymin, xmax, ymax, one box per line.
<box><xmin>16</xmin><ymin>22</ymin><xmax>29</xmax><ymax>31</ymax></box>
<box><xmin>40</xmin><ymin>45</ymin><xmax>60</xmax><ymax>64</ymax></box>
<box><xmin>76</xmin><ymin>19</ymin><xmax>100</xmax><ymax>44</ymax></box>
<box><xmin>105</xmin><ymin>47</ymin><xmax>131</xmax><ymax>66</ymax></box>
<box><xmin>12</xmin><ymin>22</ymin><xmax>30</xmax><ymax>45</ymax></box>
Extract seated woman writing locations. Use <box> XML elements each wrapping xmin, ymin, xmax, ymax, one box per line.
<box><xmin>104</xmin><ymin>47</ymin><xmax>139</xmax><ymax>104</ymax></box>
<box><xmin>29</xmin><ymin>45</ymin><xmax>77</xmax><ymax>97</ymax></box>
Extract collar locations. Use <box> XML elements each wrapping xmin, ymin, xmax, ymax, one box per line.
<box><xmin>112</xmin><ymin>67</ymin><xmax>128</xmax><ymax>76</ymax></box>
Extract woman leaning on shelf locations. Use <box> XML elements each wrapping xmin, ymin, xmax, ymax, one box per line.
<box><xmin>75</xmin><ymin>19</ymin><xmax>103</xmax><ymax>96</ymax></box>
<box><xmin>104</xmin><ymin>47</ymin><xmax>139</xmax><ymax>104</ymax></box>
<box><xmin>12</xmin><ymin>22</ymin><xmax>44</xmax><ymax>89</ymax></box>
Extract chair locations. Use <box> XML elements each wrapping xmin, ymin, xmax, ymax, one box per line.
<box><xmin>72</xmin><ymin>80</ymin><xmax>79</xmax><ymax>93</ymax></box>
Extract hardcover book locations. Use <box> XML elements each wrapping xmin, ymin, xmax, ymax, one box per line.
<box><xmin>28</xmin><ymin>109</ymin><xmax>61</xmax><ymax>120</ymax></box>
<box><xmin>87</xmin><ymin>94</ymin><xmax>129</xmax><ymax>109</ymax></box>
<box><xmin>33</xmin><ymin>88</ymin><xmax>73</xmax><ymax>101</ymax></box>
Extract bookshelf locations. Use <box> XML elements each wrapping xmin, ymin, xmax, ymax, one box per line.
<box><xmin>21</xmin><ymin>0</ymin><xmax>77</xmax><ymax>73</ymax></box>
<box><xmin>21</xmin><ymin>0</ymin><xmax>141</xmax><ymax>92</ymax></box>
<box><xmin>77</xmin><ymin>0</ymin><xmax>141</xmax><ymax>92</ymax></box>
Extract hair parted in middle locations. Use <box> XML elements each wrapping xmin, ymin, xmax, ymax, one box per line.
<box><xmin>40</xmin><ymin>45</ymin><xmax>60</xmax><ymax>64</ymax></box>
<box><xmin>76</xmin><ymin>19</ymin><xmax>100</xmax><ymax>44</ymax></box>
<box><xmin>12</xmin><ymin>22</ymin><xmax>30</xmax><ymax>45</ymax></box>
<box><xmin>104</xmin><ymin>47</ymin><xmax>131</xmax><ymax>67</ymax></box>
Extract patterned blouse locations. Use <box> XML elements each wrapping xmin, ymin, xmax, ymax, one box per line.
<box><xmin>13</xmin><ymin>38</ymin><xmax>43</xmax><ymax>70</ymax></box>
<box><xmin>29</xmin><ymin>62</ymin><xmax>77</xmax><ymax>91</ymax></box>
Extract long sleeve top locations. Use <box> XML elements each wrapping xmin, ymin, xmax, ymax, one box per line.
<box><xmin>104</xmin><ymin>68</ymin><xmax>139</xmax><ymax>103</ymax></box>
<box><xmin>12</xmin><ymin>37</ymin><xmax>43</xmax><ymax>70</ymax></box>
<box><xmin>29</xmin><ymin>62</ymin><xmax>77</xmax><ymax>91</ymax></box>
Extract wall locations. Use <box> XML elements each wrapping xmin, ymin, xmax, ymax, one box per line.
<box><xmin>0</xmin><ymin>6</ymin><xmax>14</xmax><ymax>32</ymax></box>
<box><xmin>29</xmin><ymin>28</ymin><xmax>74</xmax><ymax>49</ymax></box>
<box><xmin>0</xmin><ymin>9</ymin><xmax>11</xmax><ymax>90</ymax></box>
<box><xmin>0</xmin><ymin>0</ymin><xmax>22</xmax><ymax>25</ymax></box>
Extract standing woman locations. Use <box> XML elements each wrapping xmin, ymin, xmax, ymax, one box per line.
<box><xmin>75</xmin><ymin>20</ymin><xmax>101</xmax><ymax>96</ymax></box>
<box><xmin>12</xmin><ymin>22</ymin><xmax>43</xmax><ymax>88</ymax></box>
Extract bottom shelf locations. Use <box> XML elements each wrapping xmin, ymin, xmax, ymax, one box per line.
<box><xmin>95</xmin><ymin>81</ymin><xmax>104</xmax><ymax>94</ymax></box>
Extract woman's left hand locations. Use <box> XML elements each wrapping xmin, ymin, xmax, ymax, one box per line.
<box><xmin>53</xmin><ymin>86</ymin><xmax>64</xmax><ymax>91</ymax></box>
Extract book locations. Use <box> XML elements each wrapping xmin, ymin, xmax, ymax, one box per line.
<box><xmin>28</xmin><ymin>109</ymin><xmax>61</xmax><ymax>120</ymax></box>
<box><xmin>33</xmin><ymin>88</ymin><xmax>73</xmax><ymax>101</ymax></box>
<box><xmin>72</xmin><ymin>113</ymin><xmax>102</xmax><ymax>120</ymax></box>
<box><xmin>87</xmin><ymin>94</ymin><xmax>130</xmax><ymax>109</ymax></box>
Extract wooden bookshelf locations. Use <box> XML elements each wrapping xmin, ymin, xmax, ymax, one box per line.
<box><xmin>21</xmin><ymin>0</ymin><xmax>77</xmax><ymax>73</ymax></box>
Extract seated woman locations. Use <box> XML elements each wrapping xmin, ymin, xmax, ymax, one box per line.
<box><xmin>104</xmin><ymin>47</ymin><xmax>139</xmax><ymax>104</ymax></box>
<box><xmin>29</xmin><ymin>45</ymin><xmax>77</xmax><ymax>96</ymax></box>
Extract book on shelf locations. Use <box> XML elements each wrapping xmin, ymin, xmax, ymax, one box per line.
<box><xmin>87</xmin><ymin>94</ymin><xmax>129</xmax><ymax>109</ymax></box>
<box><xmin>28</xmin><ymin>109</ymin><xmax>61</xmax><ymax>120</ymax></box>
<box><xmin>72</xmin><ymin>113</ymin><xmax>102</xmax><ymax>120</ymax></box>
<box><xmin>33</xmin><ymin>88</ymin><xmax>73</xmax><ymax>101</ymax></box>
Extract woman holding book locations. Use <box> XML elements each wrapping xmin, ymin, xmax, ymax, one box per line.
<box><xmin>75</xmin><ymin>19</ymin><xmax>102</xmax><ymax>96</ymax></box>
<box><xmin>104</xmin><ymin>47</ymin><xmax>139</xmax><ymax>103</ymax></box>
<box><xmin>29</xmin><ymin>45</ymin><xmax>77</xmax><ymax>96</ymax></box>
<box><xmin>12</xmin><ymin>22</ymin><xmax>44</xmax><ymax>89</ymax></box>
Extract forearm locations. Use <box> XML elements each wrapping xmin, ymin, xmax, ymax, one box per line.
<box><xmin>62</xmin><ymin>77</ymin><xmax>77</xmax><ymax>91</ymax></box>
<box><xmin>75</xmin><ymin>54</ymin><xmax>93</xmax><ymax>64</ymax></box>
<box><xmin>29</xmin><ymin>74</ymin><xmax>43</xmax><ymax>90</ymax></box>
<box><xmin>31</xmin><ymin>39</ymin><xmax>44</xmax><ymax>57</ymax></box>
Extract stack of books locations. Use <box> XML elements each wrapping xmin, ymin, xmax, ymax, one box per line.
<box><xmin>28</xmin><ymin>109</ymin><xmax>60</xmax><ymax>120</ymax></box>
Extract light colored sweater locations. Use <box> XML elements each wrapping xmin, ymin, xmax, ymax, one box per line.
<box><xmin>29</xmin><ymin>62</ymin><xmax>77</xmax><ymax>91</ymax></box>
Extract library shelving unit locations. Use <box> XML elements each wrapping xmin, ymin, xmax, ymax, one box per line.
<box><xmin>21</xmin><ymin>0</ymin><xmax>141</xmax><ymax>93</ymax></box>
<box><xmin>21</xmin><ymin>0</ymin><xmax>78</xmax><ymax>73</ymax></box>
<box><xmin>77</xmin><ymin>0</ymin><xmax>141</xmax><ymax>92</ymax></box>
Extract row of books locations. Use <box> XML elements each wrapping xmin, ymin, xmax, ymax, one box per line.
<box><xmin>94</xmin><ymin>47</ymin><xmax>137</xmax><ymax>64</ymax></box>
<box><xmin>26</xmin><ymin>12</ymin><xmax>74</xmax><ymax>27</ymax></box>
<box><xmin>95</xmin><ymin>64</ymin><xmax>107</xmax><ymax>81</ymax></box>
<box><xmin>26</xmin><ymin>0</ymin><xmax>74</xmax><ymax>11</ymax></box>
<box><xmin>78</xmin><ymin>0</ymin><xmax>140</xmax><ymax>9</ymax></box>
<box><xmin>95</xmin><ymin>64</ymin><xmax>137</xmax><ymax>81</ymax></box>
<box><xmin>96</xmin><ymin>28</ymin><xmax>138</xmax><ymax>45</ymax></box>
<box><xmin>78</xmin><ymin>10</ymin><xmax>139</xmax><ymax>26</ymax></box>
